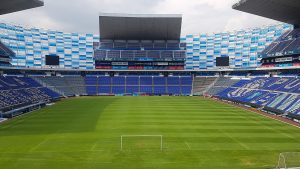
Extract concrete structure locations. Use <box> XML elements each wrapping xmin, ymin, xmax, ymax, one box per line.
<box><xmin>0</xmin><ymin>0</ymin><xmax>44</xmax><ymax>15</ymax></box>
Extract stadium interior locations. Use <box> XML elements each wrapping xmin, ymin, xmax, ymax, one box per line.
<box><xmin>1</xmin><ymin>0</ymin><xmax>300</xmax><ymax>169</ymax></box>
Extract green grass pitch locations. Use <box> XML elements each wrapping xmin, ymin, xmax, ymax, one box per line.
<box><xmin>0</xmin><ymin>96</ymin><xmax>300</xmax><ymax>169</ymax></box>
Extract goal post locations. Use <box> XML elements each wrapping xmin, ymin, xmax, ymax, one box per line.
<box><xmin>120</xmin><ymin>135</ymin><xmax>163</xmax><ymax>151</ymax></box>
<box><xmin>276</xmin><ymin>152</ymin><xmax>300</xmax><ymax>169</ymax></box>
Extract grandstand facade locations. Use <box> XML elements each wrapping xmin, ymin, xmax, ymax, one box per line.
<box><xmin>95</xmin><ymin>13</ymin><xmax>186</xmax><ymax>70</ymax></box>
<box><xmin>0</xmin><ymin>23</ymin><xmax>99</xmax><ymax>69</ymax></box>
<box><xmin>233</xmin><ymin>0</ymin><xmax>300</xmax><ymax>69</ymax></box>
<box><xmin>94</xmin><ymin>40</ymin><xmax>186</xmax><ymax>70</ymax></box>
<box><xmin>184</xmin><ymin>24</ymin><xmax>291</xmax><ymax>69</ymax></box>
<box><xmin>260</xmin><ymin>28</ymin><xmax>300</xmax><ymax>68</ymax></box>
<box><xmin>0</xmin><ymin>22</ymin><xmax>292</xmax><ymax>70</ymax></box>
<box><xmin>0</xmin><ymin>40</ymin><xmax>13</xmax><ymax>66</ymax></box>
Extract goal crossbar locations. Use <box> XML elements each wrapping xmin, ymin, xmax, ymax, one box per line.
<box><xmin>120</xmin><ymin>135</ymin><xmax>163</xmax><ymax>151</ymax></box>
<box><xmin>276</xmin><ymin>152</ymin><xmax>300</xmax><ymax>169</ymax></box>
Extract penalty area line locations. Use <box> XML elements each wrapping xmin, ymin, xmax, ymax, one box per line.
<box><xmin>207</xmin><ymin>97</ymin><xmax>300</xmax><ymax>130</ymax></box>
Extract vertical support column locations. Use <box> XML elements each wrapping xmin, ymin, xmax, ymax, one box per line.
<box><xmin>125</xmin><ymin>76</ymin><xmax>127</xmax><ymax>94</ymax></box>
<box><xmin>152</xmin><ymin>76</ymin><xmax>154</xmax><ymax>95</ymax></box>
<box><xmin>138</xmin><ymin>76</ymin><xmax>140</xmax><ymax>95</ymax></box>
<box><xmin>110</xmin><ymin>76</ymin><xmax>113</xmax><ymax>94</ymax></box>
<box><xmin>96</xmin><ymin>76</ymin><xmax>99</xmax><ymax>95</ymax></box>
<box><xmin>179</xmin><ymin>76</ymin><xmax>182</xmax><ymax>96</ymax></box>
<box><xmin>191</xmin><ymin>75</ymin><xmax>194</xmax><ymax>96</ymax></box>
<box><xmin>166</xmin><ymin>77</ymin><xmax>168</xmax><ymax>95</ymax></box>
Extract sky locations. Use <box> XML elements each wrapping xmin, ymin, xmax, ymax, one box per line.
<box><xmin>0</xmin><ymin>0</ymin><xmax>281</xmax><ymax>35</ymax></box>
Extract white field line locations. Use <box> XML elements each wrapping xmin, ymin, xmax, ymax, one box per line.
<box><xmin>229</xmin><ymin>102</ymin><xmax>300</xmax><ymax>130</ymax></box>
<box><xmin>0</xmin><ymin>157</ymin><xmax>113</xmax><ymax>164</ymax></box>
<box><xmin>221</xmin><ymin>130</ymin><xmax>250</xmax><ymax>150</ymax></box>
<box><xmin>91</xmin><ymin>142</ymin><xmax>98</xmax><ymax>151</ymax></box>
<box><xmin>212</xmin><ymin>98</ymin><xmax>300</xmax><ymax>130</ymax></box>
<box><xmin>1</xmin><ymin>150</ymin><xmax>106</xmax><ymax>154</ymax></box>
<box><xmin>29</xmin><ymin>138</ymin><xmax>50</xmax><ymax>152</ymax></box>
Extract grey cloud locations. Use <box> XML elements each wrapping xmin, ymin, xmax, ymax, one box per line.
<box><xmin>0</xmin><ymin>0</ymin><xmax>279</xmax><ymax>36</ymax></box>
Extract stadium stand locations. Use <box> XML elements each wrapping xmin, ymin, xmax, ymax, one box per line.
<box><xmin>211</xmin><ymin>77</ymin><xmax>300</xmax><ymax>119</ymax></box>
<box><xmin>0</xmin><ymin>76</ymin><xmax>60</xmax><ymax>116</ymax></box>
<box><xmin>94</xmin><ymin>14</ymin><xmax>186</xmax><ymax>70</ymax></box>
<box><xmin>260</xmin><ymin>28</ymin><xmax>300</xmax><ymax>58</ymax></box>
<box><xmin>228</xmin><ymin>71</ymin><xmax>249</xmax><ymax>77</ymax></box>
<box><xmin>249</xmin><ymin>71</ymin><xmax>269</xmax><ymax>77</ymax></box>
<box><xmin>94</xmin><ymin>41</ymin><xmax>186</xmax><ymax>70</ymax></box>
<box><xmin>206</xmin><ymin>77</ymin><xmax>241</xmax><ymax>96</ymax></box>
<box><xmin>0</xmin><ymin>40</ymin><xmax>14</xmax><ymax>66</ymax></box>
<box><xmin>95</xmin><ymin>42</ymin><xmax>186</xmax><ymax>61</ymax></box>
<box><xmin>1</xmin><ymin>2</ymin><xmax>300</xmax><ymax>126</ymax></box>
<box><xmin>192</xmin><ymin>77</ymin><xmax>217</xmax><ymax>95</ymax></box>
<box><xmin>34</xmin><ymin>75</ymin><xmax>192</xmax><ymax>97</ymax></box>
<box><xmin>34</xmin><ymin>76</ymin><xmax>87</xmax><ymax>96</ymax></box>
<box><xmin>83</xmin><ymin>76</ymin><xmax>192</xmax><ymax>96</ymax></box>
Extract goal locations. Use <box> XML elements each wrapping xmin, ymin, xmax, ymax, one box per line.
<box><xmin>276</xmin><ymin>152</ymin><xmax>300</xmax><ymax>169</ymax></box>
<box><xmin>120</xmin><ymin>135</ymin><xmax>163</xmax><ymax>151</ymax></box>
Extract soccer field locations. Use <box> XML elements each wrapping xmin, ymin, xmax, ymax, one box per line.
<box><xmin>0</xmin><ymin>97</ymin><xmax>300</xmax><ymax>169</ymax></box>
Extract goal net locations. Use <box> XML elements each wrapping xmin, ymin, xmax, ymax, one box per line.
<box><xmin>276</xmin><ymin>152</ymin><xmax>300</xmax><ymax>169</ymax></box>
<box><xmin>120</xmin><ymin>135</ymin><xmax>163</xmax><ymax>151</ymax></box>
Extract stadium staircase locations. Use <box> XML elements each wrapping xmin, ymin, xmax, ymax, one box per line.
<box><xmin>34</xmin><ymin>76</ymin><xmax>87</xmax><ymax>97</ymax></box>
<box><xmin>192</xmin><ymin>77</ymin><xmax>217</xmax><ymax>96</ymax></box>
<box><xmin>207</xmin><ymin>77</ymin><xmax>241</xmax><ymax>96</ymax></box>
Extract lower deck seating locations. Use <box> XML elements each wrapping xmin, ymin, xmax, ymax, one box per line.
<box><xmin>207</xmin><ymin>77</ymin><xmax>240</xmax><ymax>96</ymax></box>
<box><xmin>34</xmin><ymin>76</ymin><xmax>87</xmax><ymax>96</ymax></box>
<box><xmin>211</xmin><ymin>77</ymin><xmax>300</xmax><ymax>119</ymax></box>
<box><xmin>85</xmin><ymin>76</ymin><xmax>193</xmax><ymax>95</ymax></box>
<box><xmin>3</xmin><ymin>74</ymin><xmax>300</xmax><ymax>121</ymax></box>
<box><xmin>192</xmin><ymin>77</ymin><xmax>217</xmax><ymax>95</ymax></box>
<box><xmin>0</xmin><ymin>76</ymin><xmax>60</xmax><ymax>112</ymax></box>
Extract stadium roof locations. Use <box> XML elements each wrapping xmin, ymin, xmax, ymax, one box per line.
<box><xmin>233</xmin><ymin>0</ymin><xmax>300</xmax><ymax>27</ymax></box>
<box><xmin>99</xmin><ymin>13</ymin><xmax>182</xmax><ymax>40</ymax></box>
<box><xmin>0</xmin><ymin>0</ymin><xmax>44</xmax><ymax>15</ymax></box>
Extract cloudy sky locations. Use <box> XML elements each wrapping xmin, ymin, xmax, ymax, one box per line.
<box><xmin>0</xmin><ymin>0</ymin><xmax>280</xmax><ymax>35</ymax></box>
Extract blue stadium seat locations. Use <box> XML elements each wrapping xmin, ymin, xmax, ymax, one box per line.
<box><xmin>0</xmin><ymin>76</ymin><xmax>61</xmax><ymax>112</ymax></box>
<box><xmin>112</xmin><ymin>86</ymin><xmax>126</xmax><ymax>94</ymax></box>
<box><xmin>112</xmin><ymin>76</ymin><xmax>125</xmax><ymax>85</ymax></box>
<box><xmin>140</xmin><ymin>76</ymin><xmax>153</xmax><ymax>86</ymax></box>
<box><xmin>126</xmin><ymin>86</ymin><xmax>139</xmax><ymax>94</ymax></box>
<box><xmin>180</xmin><ymin>77</ymin><xmax>192</xmax><ymax>85</ymax></box>
<box><xmin>167</xmin><ymin>86</ymin><xmax>181</xmax><ymax>95</ymax></box>
<box><xmin>181</xmin><ymin>86</ymin><xmax>192</xmax><ymax>95</ymax></box>
<box><xmin>140</xmin><ymin>86</ymin><xmax>153</xmax><ymax>94</ymax></box>
<box><xmin>167</xmin><ymin>77</ymin><xmax>180</xmax><ymax>85</ymax></box>
<box><xmin>98</xmin><ymin>76</ymin><xmax>111</xmax><ymax>85</ymax></box>
<box><xmin>153</xmin><ymin>77</ymin><xmax>166</xmax><ymax>85</ymax></box>
<box><xmin>98</xmin><ymin>86</ymin><xmax>111</xmax><ymax>94</ymax></box>
<box><xmin>216</xmin><ymin>77</ymin><xmax>300</xmax><ymax>118</ymax></box>
<box><xmin>86</xmin><ymin>86</ymin><xmax>97</xmax><ymax>95</ymax></box>
<box><xmin>154</xmin><ymin>86</ymin><xmax>166</xmax><ymax>95</ymax></box>
<box><xmin>85</xmin><ymin>77</ymin><xmax>97</xmax><ymax>85</ymax></box>
<box><xmin>126</xmin><ymin>76</ymin><xmax>139</xmax><ymax>85</ymax></box>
